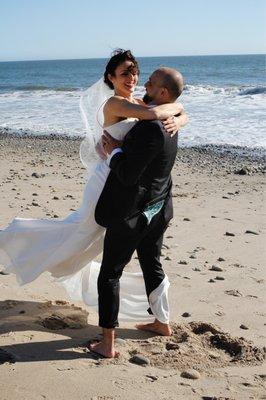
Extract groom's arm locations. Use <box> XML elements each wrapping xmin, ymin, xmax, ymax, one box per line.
<box><xmin>107</xmin><ymin>121</ymin><xmax>164</xmax><ymax>187</ymax></box>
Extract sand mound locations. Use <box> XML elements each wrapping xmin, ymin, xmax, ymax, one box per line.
<box><xmin>125</xmin><ymin>322</ymin><xmax>265</xmax><ymax>371</ymax></box>
<box><xmin>0</xmin><ymin>299</ymin><xmax>89</xmax><ymax>333</ymax></box>
<box><xmin>86</xmin><ymin>321</ymin><xmax>265</xmax><ymax>373</ymax></box>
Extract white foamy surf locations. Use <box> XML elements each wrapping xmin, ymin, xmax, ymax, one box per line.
<box><xmin>0</xmin><ymin>83</ymin><xmax>265</xmax><ymax>150</ymax></box>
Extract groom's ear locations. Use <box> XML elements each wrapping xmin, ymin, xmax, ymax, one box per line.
<box><xmin>160</xmin><ymin>87</ymin><xmax>167</xmax><ymax>96</ymax></box>
<box><xmin>162</xmin><ymin>87</ymin><xmax>171</xmax><ymax>99</ymax></box>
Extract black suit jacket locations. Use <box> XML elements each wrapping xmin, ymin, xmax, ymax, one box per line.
<box><xmin>95</xmin><ymin>120</ymin><xmax>177</xmax><ymax>228</ymax></box>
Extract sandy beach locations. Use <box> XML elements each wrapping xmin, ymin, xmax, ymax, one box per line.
<box><xmin>0</xmin><ymin>133</ymin><xmax>265</xmax><ymax>400</ymax></box>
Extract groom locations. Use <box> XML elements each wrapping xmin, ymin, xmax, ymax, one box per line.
<box><xmin>91</xmin><ymin>67</ymin><xmax>185</xmax><ymax>358</ymax></box>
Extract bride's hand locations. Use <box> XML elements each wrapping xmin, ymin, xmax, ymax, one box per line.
<box><xmin>162</xmin><ymin>116</ymin><xmax>181</xmax><ymax>137</ymax></box>
<box><xmin>162</xmin><ymin>111</ymin><xmax>189</xmax><ymax>137</ymax></box>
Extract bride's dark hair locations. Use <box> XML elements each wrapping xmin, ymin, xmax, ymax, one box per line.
<box><xmin>104</xmin><ymin>49</ymin><xmax>140</xmax><ymax>89</ymax></box>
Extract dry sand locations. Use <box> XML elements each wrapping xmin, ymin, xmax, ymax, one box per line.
<box><xmin>0</xmin><ymin>133</ymin><xmax>265</xmax><ymax>400</ymax></box>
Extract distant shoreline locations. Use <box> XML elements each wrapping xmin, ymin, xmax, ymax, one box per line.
<box><xmin>1</xmin><ymin>53</ymin><xmax>265</xmax><ymax>64</ymax></box>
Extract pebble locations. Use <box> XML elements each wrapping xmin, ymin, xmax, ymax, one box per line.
<box><xmin>166</xmin><ymin>342</ymin><xmax>180</xmax><ymax>350</ymax></box>
<box><xmin>130</xmin><ymin>354</ymin><xmax>150</xmax><ymax>366</ymax></box>
<box><xmin>193</xmin><ymin>267</ymin><xmax>201</xmax><ymax>271</ymax></box>
<box><xmin>242</xmin><ymin>381</ymin><xmax>255</xmax><ymax>387</ymax></box>
<box><xmin>210</xmin><ymin>265</ymin><xmax>223</xmax><ymax>272</ymax></box>
<box><xmin>53</xmin><ymin>196</ymin><xmax>59</xmax><ymax>200</ymax></box>
<box><xmin>180</xmin><ymin>369</ymin><xmax>201</xmax><ymax>380</ymax></box>
<box><xmin>215</xmin><ymin>276</ymin><xmax>225</xmax><ymax>281</ymax></box>
<box><xmin>182</xmin><ymin>312</ymin><xmax>191</xmax><ymax>318</ymax></box>
<box><xmin>225</xmin><ymin>231</ymin><xmax>235</xmax><ymax>236</ymax></box>
<box><xmin>145</xmin><ymin>375</ymin><xmax>158</xmax><ymax>381</ymax></box>
<box><xmin>235</xmin><ymin>167</ymin><xmax>250</xmax><ymax>175</ymax></box>
<box><xmin>189</xmin><ymin>254</ymin><xmax>196</xmax><ymax>259</ymax></box>
<box><xmin>31</xmin><ymin>201</ymin><xmax>39</xmax><ymax>206</ymax></box>
<box><xmin>240</xmin><ymin>324</ymin><xmax>249</xmax><ymax>330</ymax></box>
<box><xmin>179</xmin><ymin>260</ymin><xmax>188</xmax><ymax>265</ymax></box>
<box><xmin>165</xmin><ymin>256</ymin><xmax>172</xmax><ymax>261</ymax></box>
<box><xmin>0</xmin><ymin>270</ymin><xmax>9</xmax><ymax>275</ymax></box>
<box><xmin>217</xmin><ymin>257</ymin><xmax>225</xmax><ymax>262</ymax></box>
<box><xmin>245</xmin><ymin>230</ymin><xmax>259</xmax><ymax>235</ymax></box>
<box><xmin>201</xmin><ymin>397</ymin><xmax>221</xmax><ymax>400</ymax></box>
<box><xmin>31</xmin><ymin>172</ymin><xmax>42</xmax><ymax>178</ymax></box>
<box><xmin>183</xmin><ymin>217</ymin><xmax>190</xmax><ymax>221</ymax></box>
<box><xmin>225</xmin><ymin>289</ymin><xmax>243</xmax><ymax>297</ymax></box>
<box><xmin>208</xmin><ymin>279</ymin><xmax>215</xmax><ymax>283</ymax></box>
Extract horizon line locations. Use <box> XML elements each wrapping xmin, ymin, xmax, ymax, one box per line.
<box><xmin>0</xmin><ymin>52</ymin><xmax>265</xmax><ymax>63</ymax></box>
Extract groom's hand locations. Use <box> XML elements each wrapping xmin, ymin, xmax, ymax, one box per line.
<box><xmin>102</xmin><ymin>131</ymin><xmax>123</xmax><ymax>155</ymax></box>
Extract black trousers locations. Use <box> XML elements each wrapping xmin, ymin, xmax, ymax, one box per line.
<box><xmin>97</xmin><ymin>204</ymin><xmax>172</xmax><ymax>328</ymax></box>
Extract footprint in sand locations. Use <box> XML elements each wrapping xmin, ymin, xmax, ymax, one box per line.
<box><xmin>38</xmin><ymin>311</ymin><xmax>88</xmax><ymax>330</ymax></box>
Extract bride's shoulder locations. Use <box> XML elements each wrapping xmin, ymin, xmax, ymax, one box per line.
<box><xmin>105</xmin><ymin>96</ymin><xmax>143</xmax><ymax>110</ymax></box>
<box><xmin>105</xmin><ymin>95</ymin><xmax>125</xmax><ymax>106</ymax></box>
<box><xmin>103</xmin><ymin>96</ymin><xmax>128</xmax><ymax>127</ymax></box>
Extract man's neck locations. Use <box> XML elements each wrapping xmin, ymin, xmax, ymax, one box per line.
<box><xmin>148</xmin><ymin>100</ymin><xmax>168</xmax><ymax>106</ymax></box>
<box><xmin>148</xmin><ymin>100</ymin><xmax>157</xmax><ymax>106</ymax></box>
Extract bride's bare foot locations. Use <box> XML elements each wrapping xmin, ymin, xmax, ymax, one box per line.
<box><xmin>136</xmin><ymin>319</ymin><xmax>172</xmax><ymax>336</ymax></box>
<box><xmin>89</xmin><ymin>341</ymin><xmax>119</xmax><ymax>358</ymax></box>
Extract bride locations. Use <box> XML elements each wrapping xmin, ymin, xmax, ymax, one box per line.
<box><xmin>0</xmin><ymin>49</ymin><xmax>186</xmax><ymax>322</ymax></box>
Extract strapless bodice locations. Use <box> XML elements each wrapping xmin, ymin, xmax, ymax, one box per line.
<box><xmin>104</xmin><ymin>118</ymin><xmax>137</xmax><ymax>141</ymax></box>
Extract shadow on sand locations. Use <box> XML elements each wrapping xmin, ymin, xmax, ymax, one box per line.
<box><xmin>0</xmin><ymin>299</ymin><xmax>150</xmax><ymax>363</ymax></box>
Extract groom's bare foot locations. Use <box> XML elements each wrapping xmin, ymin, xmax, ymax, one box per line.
<box><xmin>89</xmin><ymin>341</ymin><xmax>119</xmax><ymax>358</ymax></box>
<box><xmin>136</xmin><ymin>319</ymin><xmax>172</xmax><ymax>336</ymax></box>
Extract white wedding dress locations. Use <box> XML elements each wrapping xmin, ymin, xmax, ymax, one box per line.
<box><xmin>0</xmin><ymin>118</ymin><xmax>170</xmax><ymax>323</ymax></box>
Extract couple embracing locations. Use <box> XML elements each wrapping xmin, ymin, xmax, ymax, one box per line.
<box><xmin>0</xmin><ymin>49</ymin><xmax>187</xmax><ymax>359</ymax></box>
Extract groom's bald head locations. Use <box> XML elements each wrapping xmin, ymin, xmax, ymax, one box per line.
<box><xmin>155</xmin><ymin>67</ymin><xmax>184</xmax><ymax>100</ymax></box>
<box><xmin>144</xmin><ymin>67</ymin><xmax>184</xmax><ymax>104</ymax></box>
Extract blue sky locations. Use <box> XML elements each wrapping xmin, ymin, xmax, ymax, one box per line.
<box><xmin>0</xmin><ymin>0</ymin><xmax>265</xmax><ymax>61</ymax></box>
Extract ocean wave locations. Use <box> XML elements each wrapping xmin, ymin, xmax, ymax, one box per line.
<box><xmin>238</xmin><ymin>86</ymin><xmax>266</xmax><ymax>96</ymax></box>
<box><xmin>0</xmin><ymin>84</ymin><xmax>79</xmax><ymax>92</ymax></box>
<box><xmin>1</xmin><ymin>83</ymin><xmax>265</xmax><ymax>98</ymax></box>
<box><xmin>184</xmin><ymin>84</ymin><xmax>266</xmax><ymax>97</ymax></box>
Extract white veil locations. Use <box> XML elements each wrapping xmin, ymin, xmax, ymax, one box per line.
<box><xmin>79</xmin><ymin>78</ymin><xmax>114</xmax><ymax>172</ymax></box>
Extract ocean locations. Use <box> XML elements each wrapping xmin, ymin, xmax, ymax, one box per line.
<box><xmin>0</xmin><ymin>54</ymin><xmax>265</xmax><ymax>149</ymax></box>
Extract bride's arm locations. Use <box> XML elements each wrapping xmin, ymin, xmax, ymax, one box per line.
<box><xmin>104</xmin><ymin>96</ymin><xmax>183</xmax><ymax>121</ymax></box>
